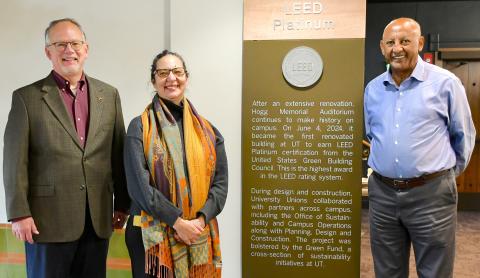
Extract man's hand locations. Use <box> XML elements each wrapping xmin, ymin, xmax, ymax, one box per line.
<box><xmin>12</xmin><ymin>217</ymin><xmax>39</xmax><ymax>244</ymax></box>
<box><xmin>112</xmin><ymin>211</ymin><xmax>128</xmax><ymax>229</ymax></box>
<box><xmin>172</xmin><ymin>218</ymin><xmax>204</xmax><ymax>245</ymax></box>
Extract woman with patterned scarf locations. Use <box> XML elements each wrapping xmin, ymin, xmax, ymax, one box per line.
<box><xmin>124</xmin><ymin>50</ymin><xmax>228</xmax><ymax>278</ymax></box>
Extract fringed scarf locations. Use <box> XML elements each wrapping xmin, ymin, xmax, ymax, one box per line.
<box><xmin>133</xmin><ymin>95</ymin><xmax>222</xmax><ymax>278</ymax></box>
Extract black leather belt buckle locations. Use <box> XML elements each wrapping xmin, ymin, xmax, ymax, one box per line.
<box><xmin>373</xmin><ymin>171</ymin><xmax>425</xmax><ymax>190</ymax></box>
<box><xmin>393</xmin><ymin>179</ymin><xmax>407</xmax><ymax>188</ymax></box>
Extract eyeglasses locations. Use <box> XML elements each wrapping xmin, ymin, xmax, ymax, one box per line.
<box><xmin>47</xmin><ymin>41</ymin><xmax>85</xmax><ymax>51</ymax></box>
<box><xmin>155</xmin><ymin>67</ymin><xmax>187</xmax><ymax>79</ymax></box>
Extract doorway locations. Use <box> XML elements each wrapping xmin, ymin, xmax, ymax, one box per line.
<box><xmin>439</xmin><ymin>52</ymin><xmax>480</xmax><ymax>193</ymax></box>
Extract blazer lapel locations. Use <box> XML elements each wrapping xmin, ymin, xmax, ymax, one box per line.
<box><xmin>85</xmin><ymin>76</ymin><xmax>104</xmax><ymax>150</ymax></box>
<box><xmin>41</xmin><ymin>74</ymin><xmax>83</xmax><ymax>150</ymax></box>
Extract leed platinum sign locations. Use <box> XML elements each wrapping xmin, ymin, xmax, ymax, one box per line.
<box><xmin>244</xmin><ymin>0</ymin><xmax>365</xmax><ymax>40</ymax></box>
<box><xmin>273</xmin><ymin>2</ymin><xmax>335</xmax><ymax>32</ymax></box>
<box><xmin>282</xmin><ymin>46</ymin><xmax>323</xmax><ymax>88</ymax></box>
<box><xmin>243</xmin><ymin>1</ymin><xmax>365</xmax><ymax>277</ymax></box>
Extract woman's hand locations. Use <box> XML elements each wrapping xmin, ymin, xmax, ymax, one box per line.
<box><xmin>191</xmin><ymin>215</ymin><xmax>206</xmax><ymax>230</ymax></box>
<box><xmin>172</xmin><ymin>217</ymin><xmax>204</xmax><ymax>245</ymax></box>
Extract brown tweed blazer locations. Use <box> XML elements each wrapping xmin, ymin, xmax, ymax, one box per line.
<box><xmin>3</xmin><ymin>73</ymin><xmax>130</xmax><ymax>242</ymax></box>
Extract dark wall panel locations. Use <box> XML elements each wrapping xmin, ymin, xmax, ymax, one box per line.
<box><xmin>365</xmin><ymin>1</ymin><xmax>480</xmax><ymax>84</ymax></box>
<box><xmin>417</xmin><ymin>2</ymin><xmax>480</xmax><ymax>49</ymax></box>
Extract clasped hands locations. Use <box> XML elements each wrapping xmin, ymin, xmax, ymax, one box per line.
<box><xmin>172</xmin><ymin>215</ymin><xmax>206</xmax><ymax>246</ymax></box>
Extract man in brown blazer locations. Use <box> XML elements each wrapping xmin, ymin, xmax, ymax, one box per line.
<box><xmin>3</xmin><ymin>18</ymin><xmax>130</xmax><ymax>278</ymax></box>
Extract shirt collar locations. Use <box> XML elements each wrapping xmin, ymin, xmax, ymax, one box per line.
<box><xmin>52</xmin><ymin>70</ymin><xmax>87</xmax><ymax>92</ymax></box>
<box><xmin>383</xmin><ymin>55</ymin><xmax>426</xmax><ymax>86</ymax></box>
<box><xmin>410</xmin><ymin>55</ymin><xmax>426</xmax><ymax>82</ymax></box>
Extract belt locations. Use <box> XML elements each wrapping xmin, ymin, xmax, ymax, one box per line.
<box><xmin>373</xmin><ymin>169</ymin><xmax>450</xmax><ymax>189</ymax></box>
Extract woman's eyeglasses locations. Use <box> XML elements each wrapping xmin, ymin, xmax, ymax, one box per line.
<box><xmin>155</xmin><ymin>67</ymin><xmax>187</xmax><ymax>79</ymax></box>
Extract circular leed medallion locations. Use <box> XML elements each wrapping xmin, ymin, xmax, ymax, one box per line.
<box><xmin>282</xmin><ymin>46</ymin><xmax>323</xmax><ymax>88</ymax></box>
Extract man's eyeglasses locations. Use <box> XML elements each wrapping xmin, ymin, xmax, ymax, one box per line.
<box><xmin>47</xmin><ymin>41</ymin><xmax>85</xmax><ymax>51</ymax></box>
<box><xmin>155</xmin><ymin>67</ymin><xmax>187</xmax><ymax>79</ymax></box>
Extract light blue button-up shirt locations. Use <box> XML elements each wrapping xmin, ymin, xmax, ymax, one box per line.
<box><xmin>364</xmin><ymin>57</ymin><xmax>476</xmax><ymax>178</ymax></box>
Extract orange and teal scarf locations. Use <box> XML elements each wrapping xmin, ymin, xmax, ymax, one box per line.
<box><xmin>133</xmin><ymin>95</ymin><xmax>222</xmax><ymax>278</ymax></box>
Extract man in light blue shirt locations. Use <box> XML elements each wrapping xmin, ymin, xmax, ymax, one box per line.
<box><xmin>364</xmin><ymin>18</ymin><xmax>475</xmax><ymax>278</ymax></box>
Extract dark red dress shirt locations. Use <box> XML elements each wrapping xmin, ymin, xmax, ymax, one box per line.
<box><xmin>52</xmin><ymin>70</ymin><xmax>89</xmax><ymax>148</ymax></box>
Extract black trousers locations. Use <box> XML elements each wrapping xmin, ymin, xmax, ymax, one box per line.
<box><xmin>25</xmin><ymin>207</ymin><xmax>109</xmax><ymax>278</ymax></box>
<box><xmin>125</xmin><ymin>215</ymin><xmax>156</xmax><ymax>278</ymax></box>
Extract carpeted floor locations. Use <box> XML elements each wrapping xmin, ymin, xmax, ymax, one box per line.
<box><xmin>360</xmin><ymin>209</ymin><xmax>480</xmax><ymax>277</ymax></box>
